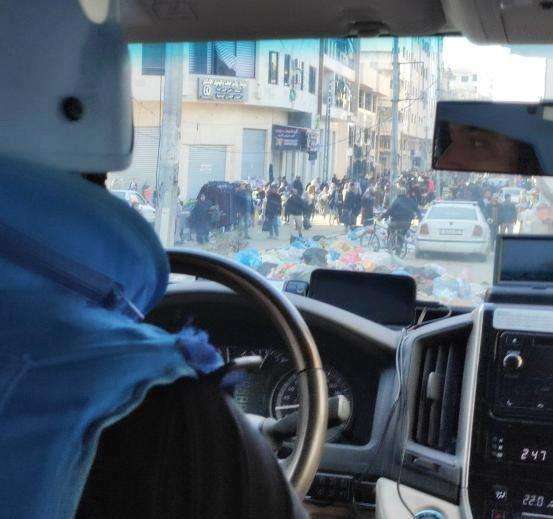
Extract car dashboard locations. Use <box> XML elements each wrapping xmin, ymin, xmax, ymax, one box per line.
<box><xmin>147</xmin><ymin>280</ymin><xmax>553</xmax><ymax>519</ymax></box>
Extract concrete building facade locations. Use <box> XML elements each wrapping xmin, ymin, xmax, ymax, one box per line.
<box><xmin>361</xmin><ymin>37</ymin><xmax>441</xmax><ymax>177</ymax></box>
<box><xmin>121</xmin><ymin>40</ymin><xmax>321</xmax><ymax>199</ymax></box>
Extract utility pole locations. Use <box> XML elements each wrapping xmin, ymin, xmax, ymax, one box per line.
<box><xmin>390</xmin><ymin>37</ymin><xmax>400</xmax><ymax>200</ymax></box>
<box><xmin>435</xmin><ymin>37</ymin><xmax>443</xmax><ymax>197</ymax></box>
<box><xmin>322</xmin><ymin>77</ymin><xmax>333</xmax><ymax>183</ymax></box>
<box><xmin>155</xmin><ymin>43</ymin><xmax>184</xmax><ymax>247</ymax></box>
<box><xmin>352</xmin><ymin>39</ymin><xmax>361</xmax><ymax>179</ymax></box>
<box><xmin>317</xmin><ymin>39</ymin><xmax>326</xmax><ymax>182</ymax></box>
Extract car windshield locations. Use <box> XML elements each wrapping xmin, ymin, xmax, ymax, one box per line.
<box><xmin>427</xmin><ymin>206</ymin><xmax>478</xmax><ymax>220</ymax></box>
<box><xmin>108</xmin><ymin>36</ymin><xmax>553</xmax><ymax>307</ymax></box>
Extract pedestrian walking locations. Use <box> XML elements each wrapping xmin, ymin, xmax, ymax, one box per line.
<box><xmin>262</xmin><ymin>184</ymin><xmax>282</xmax><ymax>238</ymax></box>
<box><xmin>292</xmin><ymin>175</ymin><xmax>304</xmax><ymax>195</ymax></box>
<box><xmin>285</xmin><ymin>189</ymin><xmax>305</xmax><ymax>238</ymax></box>
<box><xmin>235</xmin><ymin>183</ymin><xmax>254</xmax><ymax>238</ymax></box>
<box><xmin>342</xmin><ymin>182</ymin><xmax>361</xmax><ymax>231</ymax></box>
<box><xmin>190</xmin><ymin>194</ymin><xmax>211</xmax><ymax>244</ymax></box>
<box><xmin>360</xmin><ymin>188</ymin><xmax>375</xmax><ymax>226</ymax></box>
<box><xmin>499</xmin><ymin>193</ymin><xmax>518</xmax><ymax>234</ymax></box>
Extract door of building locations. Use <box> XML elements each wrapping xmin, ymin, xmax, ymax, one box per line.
<box><xmin>187</xmin><ymin>145</ymin><xmax>227</xmax><ymax>199</ymax></box>
<box><xmin>241</xmin><ymin>129</ymin><xmax>266</xmax><ymax>180</ymax></box>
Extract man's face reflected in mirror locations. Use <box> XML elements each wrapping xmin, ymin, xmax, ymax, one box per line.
<box><xmin>435</xmin><ymin>123</ymin><xmax>521</xmax><ymax>173</ymax></box>
<box><xmin>435</xmin><ymin>123</ymin><xmax>520</xmax><ymax>173</ymax></box>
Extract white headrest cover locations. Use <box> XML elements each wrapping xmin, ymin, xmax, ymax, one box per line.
<box><xmin>1</xmin><ymin>0</ymin><xmax>133</xmax><ymax>172</ymax></box>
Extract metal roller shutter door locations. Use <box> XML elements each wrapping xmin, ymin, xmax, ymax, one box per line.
<box><xmin>241</xmin><ymin>129</ymin><xmax>266</xmax><ymax>180</ymax></box>
<box><xmin>187</xmin><ymin>145</ymin><xmax>227</xmax><ymax>199</ymax></box>
<box><xmin>119</xmin><ymin>127</ymin><xmax>160</xmax><ymax>188</ymax></box>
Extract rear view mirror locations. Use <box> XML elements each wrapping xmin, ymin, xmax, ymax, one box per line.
<box><xmin>432</xmin><ymin>101</ymin><xmax>553</xmax><ymax>176</ymax></box>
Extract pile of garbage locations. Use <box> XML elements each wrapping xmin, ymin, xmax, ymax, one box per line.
<box><xmin>233</xmin><ymin>232</ymin><xmax>486</xmax><ymax>306</ymax></box>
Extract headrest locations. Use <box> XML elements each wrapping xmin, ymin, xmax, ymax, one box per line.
<box><xmin>0</xmin><ymin>159</ymin><xmax>168</xmax><ymax>316</ymax></box>
<box><xmin>1</xmin><ymin>0</ymin><xmax>132</xmax><ymax>172</ymax></box>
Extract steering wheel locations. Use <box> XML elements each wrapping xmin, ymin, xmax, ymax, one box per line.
<box><xmin>167</xmin><ymin>249</ymin><xmax>328</xmax><ymax>497</ymax></box>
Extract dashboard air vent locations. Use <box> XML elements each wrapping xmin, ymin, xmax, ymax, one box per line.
<box><xmin>412</xmin><ymin>341</ymin><xmax>466</xmax><ymax>454</ymax></box>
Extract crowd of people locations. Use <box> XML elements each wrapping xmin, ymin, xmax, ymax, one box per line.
<box><xmin>182</xmin><ymin>172</ymin><xmax>439</xmax><ymax>245</ymax></box>
<box><xmin>446</xmin><ymin>176</ymin><xmax>534</xmax><ymax>244</ymax></box>
<box><xmin>117</xmin><ymin>171</ymin><xmax>537</xmax><ymax>250</ymax></box>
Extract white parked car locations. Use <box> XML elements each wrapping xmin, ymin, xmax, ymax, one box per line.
<box><xmin>111</xmin><ymin>189</ymin><xmax>156</xmax><ymax>225</ymax></box>
<box><xmin>415</xmin><ymin>201</ymin><xmax>490</xmax><ymax>260</ymax></box>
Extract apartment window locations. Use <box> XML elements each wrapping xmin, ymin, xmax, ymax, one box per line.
<box><xmin>142</xmin><ymin>44</ymin><xmax>165</xmax><ymax>75</ymax></box>
<box><xmin>213</xmin><ymin>41</ymin><xmax>237</xmax><ymax>76</ymax></box>
<box><xmin>284</xmin><ymin>55</ymin><xmax>291</xmax><ymax>86</ymax></box>
<box><xmin>292</xmin><ymin>58</ymin><xmax>300</xmax><ymax>88</ymax></box>
<box><xmin>308</xmin><ymin>66</ymin><xmax>316</xmax><ymax>94</ymax></box>
<box><xmin>324</xmin><ymin>38</ymin><xmax>357</xmax><ymax>69</ymax></box>
<box><xmin>359</xmin><ymin>90</ymin><xmax>365</xmax><ymax>109</ymax></box>
<box><xmin>300</xmin><ymin>62</ymin><xmax>305</xmax><ymax>90</ymax></box>
<box><xmin>461</xmin><ymin>75</ymin><xmax>469</xmax><ymax>82</ymax></box>
<box><xmin>365</xmin><ymin>92</ymin><xmax>373</xmax><ymax>111</ymax></box>
<box><xmin>268</xmin><ymin>51</ymin><xmax>279</xmax><ymax>84</ymax></box>
<box><xmin>472</xmin><ymin>74</ymin><xmax>477</xmax><ymax>81</ymax></box>
<box><xmin>189</xmin><ymin>41</ymin><xmax>256</xmax><ymax>78</ymax></box>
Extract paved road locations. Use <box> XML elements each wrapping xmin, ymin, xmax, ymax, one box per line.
<box><xmin>177</xmin><ymin>214</ymin><xmax>494</xmax><ymax>306</ymax></box>
<box><xmin>245</xmin><ymin>215</ymin><xmax>494</xmax><ymax>291</ymax></box>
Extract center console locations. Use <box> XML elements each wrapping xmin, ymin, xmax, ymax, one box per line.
<box><xmin>469</xmin><ymin>306</ymin><xmax>553</xmax><ymax>518</ymax></box>
<box><xmin>468</xmin><ymin>236</ymin><xmax>553</xmax><ymax>519</ymax></box>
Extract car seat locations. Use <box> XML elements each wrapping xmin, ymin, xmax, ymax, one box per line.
<box><xmin>0</xmin><ymin>1</ymin><xmax>307</xmax><ymax>518</ymax></box>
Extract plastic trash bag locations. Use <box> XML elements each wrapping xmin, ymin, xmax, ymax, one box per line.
<box><xmin>290</xmin><ymin>237</ymin><xmax>309</xmax><ymax>249</ymax></box>
<box><xmin>432</xmin><ymin>275</ymin><xmax>460</xmax><ymax>302</ymax></box>
<box><xmin>328</xmin><ymin>249</ymin><xmax>341</xmax><ymax>261</ymax></box>
<box><xmin>235</xmin><ymin>248</ymin><xmax>262</xmax><ymax>269</ymax></box>
<box><xmin>302</xmin><ymin>248</ymin><xmax>328</xmax><ymax>267</ymax></box>
<box><xmin>257</xmin><ymin>261</ymin><xmax>278</xmax><ymax>276</ymax></box>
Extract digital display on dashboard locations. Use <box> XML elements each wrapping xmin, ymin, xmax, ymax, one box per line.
<box><xmin>518</xmin><ymin>446</ymin><xmax>550</xmax><ymax>464</ymax></box>
<box><xmin>493</xmin><ymin>432</ymin><xmax>553</xmax><ymax>466</ymax></box>
<box><xmin>521</xmin><ymin>491</ymin><xmax>553</xmax><ymax>513</ymax></box>
<box><xmin>496</xmin><ymin>236</ymin><xmax>553</xmax><ymax>284</ymax></box>
<box><xmin>308</xmin><ymin>270</ymin><xmax>416</xmax><ymax>327</ymax></box>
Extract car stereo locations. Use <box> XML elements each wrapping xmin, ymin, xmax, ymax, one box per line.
<box><xmin>493</xmin><ymin>331</ymin><xmax>553</xmax><ymax>420</ymax></box>
<box><xmin>465</xmin><ymin>237</ymin><xmax>553</xmax><ymax>517</ymax></box>
<box><xmin>468</xmin><ymin>305</ymin><xmax>553</xmax><ymax>519</ymax></box>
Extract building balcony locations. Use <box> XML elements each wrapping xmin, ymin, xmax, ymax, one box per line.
<box><xmin>323</xmin><ymin>55</ymin><xmax>356</xmax><ymax>82</ymax></box>
<box><xmin>321</xmin><ymin>102</ymin><xmax>354</xmax><ymax>122</ymax></box>
<box><xmin>359</xmin><ymin>64</ymin><xmax>380</xmax><ymax>91</ymax></box>
<box><xmin>357</xmin><ymin>109</ymin><xmax>377</xmax><ymax>128</ymax></box>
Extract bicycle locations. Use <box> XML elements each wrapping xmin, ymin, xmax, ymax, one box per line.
<box><xmin>359</xmin><ymin>219</ymin><xmax>381</xmax><ymax>252</ymax></box>
<box><xmin>386</xmin><ymin>222</ymin><xmax>409</xmax><ymax>258</ymax></box>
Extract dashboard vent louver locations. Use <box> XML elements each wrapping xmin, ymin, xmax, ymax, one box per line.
<box><xmin>412</xmin><ymin>341</ymin><xmax>466</xmax><ymax>454</ymax></box>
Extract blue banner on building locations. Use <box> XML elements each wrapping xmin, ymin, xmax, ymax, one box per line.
<box><xmin>271</xmin><ymin>125</ymin><xmax>306</xmax><ymax>151</ymax></box>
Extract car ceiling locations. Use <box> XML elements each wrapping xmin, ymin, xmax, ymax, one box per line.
<box><xmin>120</xmin><ymin>0</ymin><xmax>553</xmax><ymax>44</ymax></box>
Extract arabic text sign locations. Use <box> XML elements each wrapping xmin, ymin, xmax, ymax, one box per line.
<box><xmin>272</xmin><ymin>125</ymin><xmax>306</xmax><ymax>151</ymax></box>
<box><xmin>198</xmin><ymin>78</ymin><xmax>249</xmax><ymax>102</ymax></box>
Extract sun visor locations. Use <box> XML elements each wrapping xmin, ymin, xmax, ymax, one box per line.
<box><xmin>0</xmin><ymin>0</ymin><xmax>133</xmax><ymax>172</ymax></box>
<box><xmin>442</xmin><ymin>0</ymin><xmax>553</xmax><ymax>43</ymax></box>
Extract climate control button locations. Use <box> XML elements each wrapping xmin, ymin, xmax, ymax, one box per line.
<box><xmin>503</xmin><ymin>351</ymin><xmax>524</xmax><ymax>372</ymax></box>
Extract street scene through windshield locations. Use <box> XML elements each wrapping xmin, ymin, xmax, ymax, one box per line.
<box><xmin>108</xmin><ymin>37</ymin><xmax>553</xmax><ymax>307</ymax></box>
